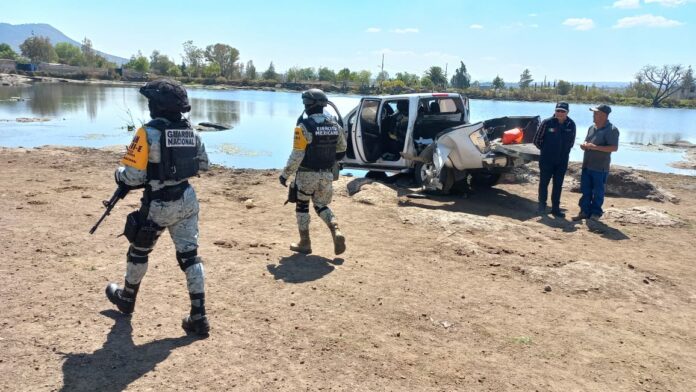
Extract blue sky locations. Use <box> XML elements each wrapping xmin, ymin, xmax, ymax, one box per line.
<box><xmin>3</xmin><ymin>0</ymin><xmax>696</xmax><ymax>82</ymax></box>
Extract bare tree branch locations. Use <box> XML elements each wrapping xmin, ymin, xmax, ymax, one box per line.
<box><xmin>639</xmin><ymin>65</ymin><xmax>684</xmax><ymax>107</ymax></box>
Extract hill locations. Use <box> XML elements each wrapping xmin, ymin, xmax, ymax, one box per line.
<box><xmin>0</xmin><ymin>23</ymin><xmax>127</xmax><ymax>65</ymax></box>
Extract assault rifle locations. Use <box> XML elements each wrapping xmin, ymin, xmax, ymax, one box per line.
<box><xmin>89</xmin><ymin>184</ymin><xmax>129</xmax><ymax>235</ymax></box>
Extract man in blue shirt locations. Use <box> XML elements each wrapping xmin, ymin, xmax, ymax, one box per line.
<box><xmin>572</xmin><ymin>104</ymin><xmax>620</xmax><ymax>221</ymax></box>
<box><xmin>533</xmin><ymin>102</ymin><xmax>576</xmax><ymax>218</ymax></box>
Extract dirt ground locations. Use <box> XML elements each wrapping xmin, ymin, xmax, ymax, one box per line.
<box><xmin>1</xmin><ymin>146</ymin><xmax>695</xmax><ymax>392</ymax></box>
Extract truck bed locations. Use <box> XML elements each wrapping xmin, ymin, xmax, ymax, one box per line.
<box><xmin>492</xmin><ymin>143</ymin><xmax>540</xmax><ymax>161</ymax></box>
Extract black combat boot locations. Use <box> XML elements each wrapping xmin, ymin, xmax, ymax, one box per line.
<box><xmin>105</xmin><ymin>281</ymin><xmax>140</xmax><ymax>314</ymax></box>
<box><xmin>182</xmin><ymin>292</ymin><xmax>209</xmax><ymax>338</ymax></box>
<box><xmin>182</xmin><ymin>315</ymin><xmax>210</xmax><ymax>337</ymax></box>
<box><xmin>290</xmin><ymin>229</ymin><xmax>312</xmax><ymax>254</ymax></box>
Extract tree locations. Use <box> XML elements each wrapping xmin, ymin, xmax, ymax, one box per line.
<box><xmin>286</xmin><ymin>66</ymin><xmax>300</xmax><ymax>82</ymax></box>
<box><xmin>204</xmin><ymin>43</ymin><xmax>239</xmax><ymax>79</ymax></box>
<box><xmin>150</xmin><ymin>50</ymin><xmax>177</xmax><ymax>75</ymax></box>
<box><xmin>297</xmin><ymin>67</ymin><xmax>317</xmax><ymax>81</ymax></box>
<box><xmin>245</xmin><ymin>60</ymin><xmax>257</xmax><ymax>80</ymax></box>
<box><xmin>337</xmin><ymin>68</ymin><xmax>351</xmax><ymax>87</ymax></box>
<box><xmin>424</xmin><ymin>66</ymin><xmax>447</xmax><ymax>89</ymax></box>
<box><xmin>81</xmin><ymin>37</ymin><xmax>96</xmax><ymax>66</ymax></box>
<box><xmin>626</xmin><ymin>75</ymin><xmax>655</xmax><ymax>99</ymax></box>
<box><xmin>202</xmin><ymin>63</ymin><xmax>221</xmax><ymax>78</ymax></box>
<box><xmin>318</xmin><ymin>67</ymin><xmax>336</xmax><ymax>82</ymax></box>
<box><xmin>519</xmin><ymin>68</ymin><xmax>533</xmax><ymax>89</ymax></box>
<box><xmin>124</xmin><ymin>51</ymin><xmax>150</xmax><ymax>72</ymax></box>
<box><xmin>19</xmin><ymin>35</ymin><xmax>57</xmax><ymax>63</ymax></box>
<box><xmin>557</xmin><ymin>80</ymin><xmax>572</xmax><ymax>95</ymax></box>
<box><xmin>376</xmin><ymin>70</ymin><xmax>389</xmax><ymax>84</ymax></box>
<box><xmin>492</xmin><ymin>75</ymin><xmax>505</xmax><ymax>90</ymax></box>
<box><xmin>638</xmin><ymin>64</ymin><xmax>685</xmax><ymax>107</ymax></box>
<box><xmin>182</xmin><ymin>40</ymin><xmax>204</xmax><ymax>77</ymax></box>
<box><xmin>682</xmin><ymin>66</ymin><xmax>695</xmax><ymax>92</ymax></box>
<box><xmin>420</xmin><ymin>77</ymin><xmax>434</xmax><ymax>90</ymax></box>
<box><xmin>395</xmin><ymin>72</ymin><xmax>420</xmax><ymax>87</ymax></box>
<box><xmin>356</xmin><ymin>70</ymin><xmax>372</xmax><ymax>87</ymax></box>
<box><xmin>262</xmin><ymin>62</ymin><xmax>279</xmax><ymax>80</ymax></box>
<box><xmin>450</xmin><ymin>61</ymin><xmax>471</xmax><ymax>89</ymax></box>
<box><xmin>0</xmin><ymin>43</ymin><xmax>18</xmax><ymax>60</ymax></box>
<box><xmin>54</xmin><ymin>42</ymin><xmax>84</xmax><ymax>65</ymax></box>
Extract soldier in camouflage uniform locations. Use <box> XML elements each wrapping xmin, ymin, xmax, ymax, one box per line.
<box><xmin>279</xmin><ymin>89</ymin><xmax>347</xmax><ymax>255</ymax></box>
<box><xmin>105</xmin><ymin>79</ymin><xmax>211</xmax><ymax>337</ymax></box>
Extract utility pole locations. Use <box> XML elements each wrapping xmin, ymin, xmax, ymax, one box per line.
<box><xmin>379</xmin><ymin>53</ymin><xmax>385</xmax><ymax>92</ymax></box>
<box><xmin>444</xmin><ymin>63</ymin><xmax>448</xmax><ymax>90</ymax></box>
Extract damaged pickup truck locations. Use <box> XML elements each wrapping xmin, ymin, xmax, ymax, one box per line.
<box><xmin>339</xmin><ymin>93</ymin><xmax>541</xmax><ymax>194</ymax></box>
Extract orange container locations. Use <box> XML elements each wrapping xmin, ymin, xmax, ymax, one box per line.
<box><xmin>502</xmin><ymin>128</ymin><xmax>524</xmax><ymax>144</ymax></box>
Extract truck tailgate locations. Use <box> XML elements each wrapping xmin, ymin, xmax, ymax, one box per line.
<box><xmin>492</xmin><ymin>143</ymin><xmax>540</xmax><ymax>161</ymax></box>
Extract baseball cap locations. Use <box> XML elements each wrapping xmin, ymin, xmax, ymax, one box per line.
<box><xmin>589</xmin><ymin>104</ymin><xmax>611</xmax><ymax>115</ymax></box>
<box><xmin>555</xmin><ymin>102</ymin><xmax>569</xmax><ymax>112</ymax></box>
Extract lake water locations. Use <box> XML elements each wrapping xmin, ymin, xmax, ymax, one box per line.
<box><xmin>1</xmin><ymin>83</ymin><xmax>694</xmax><ymax>176</ymax></box>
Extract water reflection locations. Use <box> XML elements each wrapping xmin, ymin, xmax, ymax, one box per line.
<box><xmin>190</xmin><ymin>97</ymin><xmax>240</xmax><ymax>127</ymax></box>
<box><xmin>624</xmin><ymin>131</ymin><xmax>685</xmax><ymax>146</ymax></box>
<box><xmin>1</xmin><ymin>84</ymin><xmax>695</xmax><ymax>175</ymax></box>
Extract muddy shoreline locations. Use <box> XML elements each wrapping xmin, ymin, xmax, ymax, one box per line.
<box><xmin>1</xmin><ymin>146</ymin><xmax>696</xmax><ymax>391</ymax></box>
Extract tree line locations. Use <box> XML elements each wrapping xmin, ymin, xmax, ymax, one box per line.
<box><xmin>1</xmin><ymin>35</ymin><xmax>695</xmax><ymax>108</ymax></box>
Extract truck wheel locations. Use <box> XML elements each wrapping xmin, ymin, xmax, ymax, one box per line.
<box><xmin>413</xmin><ymin>162</ymin><xmax>431</xmax><ymax>187</ymax></box>
<box><xmin>439</xmin><ymin>167</ymin><xmax>455</xmax><ymax>194</ymax></box>
<box><xmin>471</xmin><ymin>172</ymin><xmax>502</xmax><ymax>188</ymax></box>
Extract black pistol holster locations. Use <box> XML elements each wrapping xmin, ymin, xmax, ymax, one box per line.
<box><xmin>284</xmin><ymin>181</ymin><xmax>298</xmax><ymax>205</ymax></box>
<box><xmin>123</xmin><ymin>200</ymin><xmax>162</xmax><ymax>248</ymax></box>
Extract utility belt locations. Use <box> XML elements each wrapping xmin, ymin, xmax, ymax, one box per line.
<box><xmin>146</xmin><ymin>181</ymin><xmax>190</xmax><ymax>202</ymax></box>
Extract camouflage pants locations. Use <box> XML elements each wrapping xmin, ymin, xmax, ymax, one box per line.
<box><xmin>294</xmin><ymin>170</ymin><xmax>337</xmax><ymax>231</ymax></box>
<box><xmin>125</xmin><ymin>186</ymin><xmax>205</xmax><ymax>296</ymax></box>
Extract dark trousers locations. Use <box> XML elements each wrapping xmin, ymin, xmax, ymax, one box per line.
<box><xmin>579</xmin><ymin>168</ymin><xmax>609</xmax><ymax>217</ymax></box>
<box><xmin>538</xmin><ymin>161</ymin><xmax>568</xmax><ymax>210</ymax></box>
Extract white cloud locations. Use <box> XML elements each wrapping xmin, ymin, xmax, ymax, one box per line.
<box><xmin>469</xmin><ymin>24</ymin><xmax>484</xmax><ymax>29</ymax></box>
<box><xmin>562</xmin><ymin>18</ymin><xmax>595</xmax><ymax>30</ymax></box>
<box><xmin>392</xmin><ymin>28</ymin><xmax>419</xmax><ymax>34</ymax></box>
<box><xmin>529</xmin><ymin>13</ymin><xmax>538</xmax><ymax>17</ymax></box>
<box><xmin>612</xmin><ymin>0</ymin><xmax>640</xmax><ymax>8</ymax></box>
<box><xmin>365</xmin><ymin>27</ymin><xmax>381</xmax><ymax>33</ymax></box>
<box><xmin>530</xmin><ymin>24</ymin><xmax>540</xmax><ymax>28</ymax></box>
<box><xmin>645</xmin><ymin>0</ymin><xmax>688</xmax><ymax>7</ymax></box>
<box><xmin>613</xmin><ymin>14</ymin><xmax>683</xmax><ymax>28</ymax></box>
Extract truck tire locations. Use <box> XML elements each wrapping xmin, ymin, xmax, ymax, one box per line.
<box><xmin>413</xmin><ymin>144</ymin><xmax>436</xmax><ymax>187</ymax></box>
<box><xmin>413</xmin><ymin>162</ymin><xmax>430</xmax><ymax>187</ymax></box>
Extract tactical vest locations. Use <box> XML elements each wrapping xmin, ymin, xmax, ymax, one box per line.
<box><xmin>299</xmin><ymin>116</ymin><xmax>340</xmax><ymax>170</ymax></box>
<box><xmin>145</xmin><ymin>119</ymin><xmax>200</xmax><ymax>182</ymax></box>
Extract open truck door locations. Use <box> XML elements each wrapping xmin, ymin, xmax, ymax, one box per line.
<box><xmin>354</xmin><ymin>98</ymin><xmax>383</xmax><ymax>163</ymax></box>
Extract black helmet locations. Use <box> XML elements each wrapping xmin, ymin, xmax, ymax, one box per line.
<box><xmin>139</xmin><ymin>79</ymin><xmax>191</xmax><ymax>113</ymax></box>
<box><xmin>301</xmin><ymin>88</ymin><xmax>328</xmax><ymax>107</ymax></box>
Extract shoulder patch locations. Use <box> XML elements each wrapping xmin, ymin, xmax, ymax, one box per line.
<box><xmin>293</xmin><ymin>126</ymin><xmax>308</xmax><ymax>150</ymax></box>
<box><xmin>121</xmin><ymin>127</ymin><xmax>149</xmax><ymax>170</ymax></box>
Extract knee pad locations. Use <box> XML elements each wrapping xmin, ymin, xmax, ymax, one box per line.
<box><xmin>176</xmin><ymin>249</ymin><xmax>201</xmax><ymax>272</ymax></box>
<box><xmin>296</xmin><ymin>200</ymin><xmax>309</xmax><ymax>213</ymax></box>
<box><xmin>314</xmin><ymin>205</ymin><xmax>329</xmax><ymax>215</ymax></box>
<box><xmin>127</xmin><ymin>246</ymin><xmax>152</xmax><ymax>264</ymax></box>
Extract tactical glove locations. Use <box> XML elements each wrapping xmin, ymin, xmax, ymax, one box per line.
<box><xmin>279</xmin><ymin>174</ymin><xmax>288</xmax><ymax>187</ymax></box>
